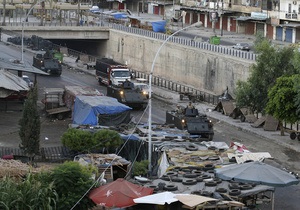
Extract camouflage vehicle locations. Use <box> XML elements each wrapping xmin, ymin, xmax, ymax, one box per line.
<box><xmin>106</xmin><ymin>80</ymin><xmax>148</xmax><ymax>109</ymax></box>
<box><xmin>32</xmin><ymin>50</ymin><xmax>62</xmax><ymax>76</ymax></box>
<box><xmin>166</xmin><ymin>107</ymin><xmax>214</xmax><ymax>140</ymax></box>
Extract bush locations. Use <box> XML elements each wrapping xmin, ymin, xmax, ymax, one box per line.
<box><xmin>92</xmin><ymin>129</ymin><xmax>123</xmax><ymax>153</ymax></box>
<box><xmin>132</xmin><ymin>160</ymin><xmax>149</xmax><ymax>176</ymax></box>
<box><xmin>61</xmin><ymin>128</ymin><xmax>94</xmax><ymax>152</ymax></box>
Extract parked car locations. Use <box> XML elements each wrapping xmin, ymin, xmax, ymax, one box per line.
<box><xmin>22</xmin><ymin>75</ymin><xmax>33</xmax><ymax>88</ymax></box>
<box><xmin>232</xmin><ymin>43</ymin><xmax>250</xmax><ymax>51</ymax></box>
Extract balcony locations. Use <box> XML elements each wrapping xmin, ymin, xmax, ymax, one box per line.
<box><xmin>285</xmin><ymin>13</ymin><xmax>298</xmax><ymax>20</ymax></box>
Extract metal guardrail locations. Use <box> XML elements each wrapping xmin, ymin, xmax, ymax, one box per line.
<box><xmin>111</xmin><ymin>24</ymin><xmax>257</xmax><ymax>61</ymax></box>
<box><xmin>2</xmin><ymin>20</ymin><xmax>257</xmax><ymax>61</ymax></box>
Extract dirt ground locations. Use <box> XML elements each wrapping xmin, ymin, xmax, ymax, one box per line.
<box><xmin>0</xmin><ymin>103</ymin><xmax>71</xmax><ymax>148</ymax></box>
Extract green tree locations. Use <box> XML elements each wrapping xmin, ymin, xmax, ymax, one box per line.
<box><xmin>61</xmin><ymin>128</ymin><xmax>94</xmax><ymax>152</ymax></box>
<box><xmin>235</xmin><ymin>39</ymin><xmax>300</xmax><ymax>114</ymax></box>
<box><xmin>19</xmin><ymin>86</ymin><xmax>40</xmax><ymax>162</ymax></box>
<box><xmin>50</xmin><ymin>161</ymin><xmax>97</xmax><ymax>210</ymax></box>
<box><xmin>266</xmin><ymin>75</ymin><xmax>300</xmax><ymax>135</ymax></box>
<box><xmin>92</xmin><ymin>129</ymin><xmax>123</xmax><ymax>153</ymax></box>
<box><xmin>294</xmin><ymin>75</ymin><xmax>300</xmax><ymax>117</ymax></box>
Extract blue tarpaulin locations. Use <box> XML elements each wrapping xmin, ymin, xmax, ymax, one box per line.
<box><xmin>73</xmin><ymin>96</ymin><xmax>132</xmax><ymax>125</ymax></box>
<box><xmin>151</xmin><ymin>20</ymin><xmax>166</xmax><ymax>33</ymax></box>
<box><xmin>111</xmin><ymin>12</ymin><xmax>127</xmax><ymax>19</ymax></box>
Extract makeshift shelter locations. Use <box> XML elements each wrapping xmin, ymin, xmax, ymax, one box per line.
<box><xmin>89</xmin><ymin>178</ymin><xmax>153</xmax><ymax>208</ymax></box>
<box><xmin>72</xmin><ymin>96</ymin><xmax>132</xmax><ymax>126</ymax></box>
<box><xmin>0</xmin><ymin>70</ymin><xmax>29</xmax><ymax>98</ymax></box>
<box><xmin>214</xmin><ymin>100</ymin><xmax>235</xmax><ymax>116</ymax></box>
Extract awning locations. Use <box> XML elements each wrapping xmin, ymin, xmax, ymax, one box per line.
<box><xmin>236</xmin><ymin>16</ymin><xmax>267</xmax><ymax>21</ymax></box>
<box><xmin>0</xmin><ymin>58</ymin><xmax>49</xmax><ymax>75</ymax></box>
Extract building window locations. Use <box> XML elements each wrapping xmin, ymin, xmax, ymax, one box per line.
<box><xmin>288</xmin><ymin>3</ymin><xmax>292</xmax><ymax>13</ymax></box>
<box><xmin>298</xmin><ymin>4</ymin><xmax>300</xmax><ymax>14</ymax></box>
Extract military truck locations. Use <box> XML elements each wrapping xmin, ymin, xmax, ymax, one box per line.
<box><xmin>32</xmin><ymin>50</ymin><xmax>62</xmax><ymax>76</ymax></box>
<box><xmin>165</xmin><ymin>107</ymin><xmax>214</xmax><ymax>140</ymax></box>
<box><xmin>106</xmin><ymin>80</ymin><xmax>148</xmax><ymax>109</ymax></box>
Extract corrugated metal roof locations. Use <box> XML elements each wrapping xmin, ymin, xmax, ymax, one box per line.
<box><xmin>0</xmin><ymin>70</ymin><xmax>29</xmax><ymax>97</ymax></box>
<box><xmin>0</xmin><ymin>57</ymin><xmax>49</xmax><ymax>75</ymax></box>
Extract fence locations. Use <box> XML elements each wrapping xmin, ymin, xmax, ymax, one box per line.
<box><xmin>2</xmin><ymin>20</ymin><xmax>257</xmax><ymax>61</ymax></box>
<box><xmin>0</xmin><ymin>146</ymin><xmax>72</xmax><ymax>162</ymax></box>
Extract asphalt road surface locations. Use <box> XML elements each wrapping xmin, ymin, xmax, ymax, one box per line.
<box><xmin>1</xmin><ymin>39</ymin><xmax>300</xmax><ymax>209</ymax></box>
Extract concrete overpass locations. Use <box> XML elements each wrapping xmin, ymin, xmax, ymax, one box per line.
<box><xmin>1</xmin><ymin>25</ymin><xmax>110</xmax><ymax>40</ymax></box>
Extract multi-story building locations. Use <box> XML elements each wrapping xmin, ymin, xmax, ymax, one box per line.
<box><xmin>174</xmin><ymin>0</ymin><xmax>300</xmax><ymax>43</ymax></box>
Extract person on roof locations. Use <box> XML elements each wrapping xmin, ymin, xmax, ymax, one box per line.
<box><xmin>186</xmin><ymin>102</ymin><xmax>195</xmax><ymax>109</ymax></box>
<box><xmin>176</xmin><ymin>105</ymin><xmax>184</xmax><ymax>114</ymax></box>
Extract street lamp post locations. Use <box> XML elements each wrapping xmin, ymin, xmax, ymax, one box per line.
<box><xmin>147</xmin><ymin>21</ymin><xmax>202</xmax><ymax>173</ymax></box>
<box><xmin>21</xmin><ymin>1</ymin><xmax>40</xmax><ymax>63</ymax></box>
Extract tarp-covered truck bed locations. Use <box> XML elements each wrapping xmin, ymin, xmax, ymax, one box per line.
<box><xmin>73</xmin><ymin>96</ymin><xmax>132</xmax><ymax>126</ymax></box>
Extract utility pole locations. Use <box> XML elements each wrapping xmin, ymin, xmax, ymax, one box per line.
<box><xmin>2</xmin><ymin>0</ymin><xmax>6</xmax><ymax>26</ymax></box>
<box><xmin>221</xmin><ymin>0</ymin><xmax>224</xmax><ymax>36</ymax></box>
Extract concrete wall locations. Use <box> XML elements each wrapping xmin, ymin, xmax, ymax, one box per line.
<box><xmin>104</xmin><ymin>30</ymin><xmax>254</xmax><ymax>96</ymax></box>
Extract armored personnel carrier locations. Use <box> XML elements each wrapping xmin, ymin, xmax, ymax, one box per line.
<box><xmin>32</xmin><ymin>50</ymin><xmax>62</xmax><ymax>76</ymax></box>
<box><xmin>106</xmin><ymin>80</ymin><xmax>148</xmax><ymax>109</ymax></box>
<box><xmin>166</xmin><ymin>106</ymin><xmax>214</xmax><ymax>140</ymax></box>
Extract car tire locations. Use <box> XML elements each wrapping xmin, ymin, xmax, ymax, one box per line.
<box><xmin>229</xmin><ymin>189</ymin><xmax>241</xmax><ymax>196</ymax></box>
<box><xmin>290</xmin><ymin>132</ymin><xmax>297</xmax><ymax>140</ymax></box>
<box><xmin>182</xmin><ymin>179</ymin><xmax>197</xmax><ymax>185</ymax></box>
<box><xmin>164</xmin><ymin>185</ymin><xmax>178</xmax><ymax>191</ymax></box>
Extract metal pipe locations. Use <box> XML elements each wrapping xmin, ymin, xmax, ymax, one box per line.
<box><xmin>21</xmin><ymin>0</ymin><xmax>40</xmax><ymax>63</ymax></box>
<box><xmin>148</xmin><ymin>21</ymin><xmax>203</xmax><ymax>174</ymax></box>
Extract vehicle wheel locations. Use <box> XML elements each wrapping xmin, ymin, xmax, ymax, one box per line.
<box><xmin>57</xmin><ymin>113</ymin><xmax>64</xmax><ymax>120</ymax></box>
<box><xmin>205</xmin><ymin>181</ymin><xmax>217</xmax><ymax>187</ymax></box>
<box><xmin>240</xmin><ymin>184</ymin><xmax>253</xmax><ymax>190</ymax></box>
<box><xmin>229</xmin><ymin>189</ymin><xmax>241</xmax><ymax>196</ymax></box>
<box><xmin>240</xmin><ymin>115</ymin><xmax>246</xmax><ymax>122</ymax></box>
<box><xmin>198</xmin><ymin>174</ymin><xmax>210</xmax><ymax>180</ymax></box>
<box><xmin>196</xmin><ymin>176</ymin><xmax>203</xmax><ymax>182</ymax></box>
<box><xmin>186</xmin><ymin>144</ymin><xmax>198</xmax><ymax>151</ymax></box>
<box><xmin>171</xmin><ymin>177</ymin><xmax>183</xmax><ymax>182</ymax></box>
<box><xmin>182</xmin><ymin>179</ymin><xmax>197</xmax><ymax>185</ymax></box>
<box><xmin>216</xmin><ymin>187</ymin><xmax>227</xmax><ymax>193</ymax></box>
<box><xmin>165</xmin><ymin>171</ymin><xmax>178</xmax><ymax>177</ymax></box>
<box><xmin>163</xmin><ymin>184</ymin><xmax>178</xmax><ymax>191</ymax></box>
<box><xmin>161</xmin><ymin>175</ymin><xmax>170</xmax><ymax>181</ymax></box>
<box><xmin>183</xmin><ymin>173</ymin><xmax>197</xmax><ymax>178</ymax></box>
<box><xmin>191</xmin><ymin>191</ymin><xmax>201</xmax><ymax>195</ymax></box>
<box><xmin>290</xmin><ymin>132</ymin><xmax>297</xmax><ymax>140</ymax></box>
<box><xmin>213</xmin><ymin>178</ymin><xmax>222</xmax><ymax>184</ymax></box>
<box><xmin>229</xmin><ymin>183</ymin><xmax>240</xmax><ymax>189</ymax></box>
<box><xmin>203</xmin><ymin>164</ymin><xmax>214</xmax><ymax>171</ymax></box>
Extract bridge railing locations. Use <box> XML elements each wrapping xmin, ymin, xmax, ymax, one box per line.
<box><xmin>111</xmin><ymin>24</ymin><xmax>257</xmax><ymax>61</ymax></box>
<box><xmin>2</xmin><ymin>20</ymin><xmax>257</xmax><ymax>61</ymax></box>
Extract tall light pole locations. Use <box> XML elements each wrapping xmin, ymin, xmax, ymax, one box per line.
<box><xmin>21</xmin><ymin>1</ymin><xmax>40</xmax><ymax>63</ymax></box>
<box><xmin>147</xmin><ymin>21</ymin><xmax>202</xmax><ymax>174</ymax></box>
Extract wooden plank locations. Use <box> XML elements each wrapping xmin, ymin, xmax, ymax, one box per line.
<box><xmin>264</xmin><ymin>115</ymin><xmax>279</xmax><ymax>131</ymax></box>
<box><xmin>46</xmin><ymin>107</ymin><xmax>71</xmax><ymax>115</ymax></box>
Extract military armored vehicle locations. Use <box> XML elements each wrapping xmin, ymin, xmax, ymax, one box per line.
<box><xmin>166</xmin><ymin>107</ymin><xmax>214</xmax><ymax>140</ymax></box>
<box><xmin>32</xmin><ymin>50</ymin><xmax>62</xmax><ymax>76</ymax></box>
<box><xmin>106</xmin><ymin>80</ymin><xmax>148</xmax><ymax>109</ymax></box>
